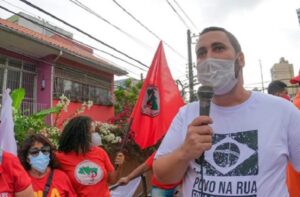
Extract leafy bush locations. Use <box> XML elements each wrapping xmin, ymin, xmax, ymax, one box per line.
<box><xmin>11</xmin><ymin>88</ymin><xmax>62</xmax><ymax>145</ymax></box>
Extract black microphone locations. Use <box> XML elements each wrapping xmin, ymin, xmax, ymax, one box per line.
<box><xmin>195</xmin><ymin>86</ymin><xmax>213</xmax><ymax>165</ymax></box>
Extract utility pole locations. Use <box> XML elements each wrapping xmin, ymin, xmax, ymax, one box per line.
<box><xmin>187</xmin><ymin>29</ymin><xmax>194</xmax><ymax>102</ymax></box>
<box><xmin>296</xmin><ymin>8</ymin><xmax>300</xmax><ymax>25</ymax></box>
<box><xmin>259</xmin><ymin>59</ymin><xmax>265</xmax><ymax>93</ymax></box>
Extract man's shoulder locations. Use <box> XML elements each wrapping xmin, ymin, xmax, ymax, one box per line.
<box><xmin>252</xmin><ymin>91</ymin><xmax>289</xmax><ymax>103</ymax></box>
<box><xmin>252</xmin><ymin>91</ymin><xmax>297</xmax><ymax>113</ymax></box>
<box><xmin>179</xmin><ymin>101</ymin><xmax>198</xmax><ymax>113</ymax></box>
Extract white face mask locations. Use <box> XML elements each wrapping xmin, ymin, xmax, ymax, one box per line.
<box><xmin>197</xmin><ymin>57</ymin><xmax>238</xmax><ymax>95</ymax></box>
<box><xmin>91</xmin><ymin>132</ymin><xmax>102</xmax><ymax>146</ymax></box>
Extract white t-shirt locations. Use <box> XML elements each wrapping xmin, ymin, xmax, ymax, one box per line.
<box><xmin>156</xmin><ymin>91</ymin><xmax>300</xmax><ymax>197</ymax></box>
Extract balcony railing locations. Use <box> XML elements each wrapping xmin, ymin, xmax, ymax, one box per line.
<box><xmin>21</xmin><ymin>101</ymin><xmax>49</xmax><ymax>116</ymax></box>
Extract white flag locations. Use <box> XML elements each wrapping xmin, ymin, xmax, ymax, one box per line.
<box><xmin>110</xmin><ymin>177</ymin><xmax>141</xmax><ymax>197</ymax></box>
<box><xmin>0</xmin><ymin>89</ymin><xmax>17</xmax><ymax>155</ymax></box>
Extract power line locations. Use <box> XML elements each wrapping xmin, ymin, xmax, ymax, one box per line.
<box><xmin>0</xmin><ymin>6</ymin><xmax>142</xmax><ymax>80</ymax></box>
<box><xmin>171</xmin><ymin>0</ymin><xmax>199</xmax><ymax>32</ymax></box>
<box><xmin>0</xmin><ymin>5</ymin><xmax>147</xmax><ymax>74</ymax></box>
<box><xmin>18</xmin><ymin>0</ymin><xmax>149</xmax><ymax>68</ymax></box>
<box><xmin>165</xmin><ymin>0</ymin><xmax>190</xmax><ymax>29</ymax></box>
<box><xmin>68</xmin><ymin>0</ymin><xmax>153</xmax><ymax>51</ymax></box>
<box><xmin>0</xmin><ymin>0</ymin><xmax>36</xmax><ymax>17</ymax></box>
<box><xmin>112</xmin><ymin>0</ymin><xmax>187</xmax><ymax>61</ymax></box>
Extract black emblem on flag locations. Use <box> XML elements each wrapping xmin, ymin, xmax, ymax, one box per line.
<box><xmin>141</xmin><ymin>85</ymin><xmax>160</xmax><ymax>117</ymax></box>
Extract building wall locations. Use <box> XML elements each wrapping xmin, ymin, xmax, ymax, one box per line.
<box><xmin>57</xmin><ymin>57</ymin><xmax>114</xmax><ymax>82</ymax></box>
<box><xmin>36</xmin><ymin>57</ymin><xmax>53</xmax><ymax>109</ymax></box>
<box><xmin>270</xmin><ymin>57</ymin><xmax>298</xmax><ymax>97</ymax></box>
<box><xmin>0</xmin><ymin>48</ymin><xmax>116</xmax><ymax>125</ymax></box>
<box><xmin>52</xmin><ymin>99</ymin><xmax>114</xmax><ymax>128</ymax></box>
<box><xmin>52</xmin><ymin>57</ymin><xmax>115</xmax><ymax>126</ymax></box>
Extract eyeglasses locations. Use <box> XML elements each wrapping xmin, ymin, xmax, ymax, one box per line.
<box><xmin>28</xmin><ymin>146</ymin><xmax>51</xmax><ymax>157</ymax></box>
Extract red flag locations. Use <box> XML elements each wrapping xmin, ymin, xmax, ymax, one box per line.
<box><xmin>130</xmin><ymin>41</ymin><xmax>185</xmax><ymax>149</ymax></box>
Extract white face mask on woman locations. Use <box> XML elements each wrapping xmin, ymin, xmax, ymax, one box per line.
<box><xmin>196</xmin><ymin>57</ymin><xmax>239</xmax><ymax>95</ymax></box>
<box><xmin>91</xmin><ymin>132</ymin><xmax>102</xmax><ymax>146</ymax></box>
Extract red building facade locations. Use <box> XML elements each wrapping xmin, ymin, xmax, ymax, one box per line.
<box><xmin>0</xmin><ymin>13</ymin><xmax>127</xmax><ymax>124</ymax></box>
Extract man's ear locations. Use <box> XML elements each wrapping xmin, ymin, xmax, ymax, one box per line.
<box><xmin>238</xmin><ymin>52</ymin><xmax>245</xmax><ymax>68</ymax></box>
<box><xmin>235</xmin><ymin>52</ymin><xmax>245</xmax><ymax>78</ymax></box>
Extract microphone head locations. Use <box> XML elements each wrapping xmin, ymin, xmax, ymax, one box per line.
<box><xmin>197</xmin><ymin>86</ymin><xmax>214</xmax><ymax>100</ymax></box>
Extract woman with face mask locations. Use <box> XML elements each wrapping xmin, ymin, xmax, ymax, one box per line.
<box><xmin>19</xmin><ymin>134</ymin><xmax>77</xmax><ymax>197</ymax></box>
<box><xmin>55</xmin><ymin>116</ymin><xmax>125</xmax><ymax>197</ymax></box>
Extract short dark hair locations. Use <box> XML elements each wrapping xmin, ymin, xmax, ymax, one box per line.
<box><xmin>200</xmin><ymin>26</ymin><xmax>242</xmax><ymax>53</ymax></box>
<box><xmin>19</xmin><ymin>134</ymin><xmax>58</xmax><ymax>171</ymax></box>
<box><xmin>58</xmin><ymin>116</ymin><xmax>92</xmax><ymax>154</ymax></box>
<box><xmin>267</xmin><ymin>80</ymin><xmax>287</xmax><ymax>95</ymax></box>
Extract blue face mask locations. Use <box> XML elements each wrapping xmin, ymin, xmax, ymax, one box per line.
<box><xmin>29</xmin><ymin>152</ymin><xmax>50</xmax><ymax>173</ymax></box>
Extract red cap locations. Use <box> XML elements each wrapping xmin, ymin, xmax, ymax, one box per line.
<box><xmin>290</xmin><ymin>71</ymin><xmax>300</xmax><ymax>84</ymax></box>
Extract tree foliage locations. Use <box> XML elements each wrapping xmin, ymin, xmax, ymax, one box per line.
<box><xmin>11</xmin><ymin>88</ymin><xmax>62</xmax><ymax>145</ymax></box>
<box><xmin>110</xmin><ymin>78</ymin><xmax>157</xmax><ymax>161</ymax></box>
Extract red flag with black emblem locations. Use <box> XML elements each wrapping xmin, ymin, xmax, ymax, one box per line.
<box><xmin>129</xmin><ymin>41</ymin><xmax>185</xmax><ymax>149</ymax></box>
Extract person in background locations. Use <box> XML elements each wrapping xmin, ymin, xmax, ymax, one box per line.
<box><xmin>56</xmin><ymin>116</ymin><xmax>125</xmax><ymax>197</ymax></box>
<box><xmin>286</xmin><ymin>73</ymin><xmax>300</xmax><ymax>197</ymax></box>
<box><xmin>267</xmin><ymin>80</ymin><xmax>290</xmax><ymax>101</ymax></box>
<box><xmin>0</xmin><ymin>148</ymin><xmax>34</xmax><ymax>197</ymax></box>
<box><xmin>117</xmin><ymin>151</ymin><xmax>180</xmax><ymax>197</ymax></box>
<box><xmin>153</xmin><ymin>26</ymin><xmax>300</xmax><ymax>196</ymax></box>
<box><xmin>290</xmin><ymin>71</ymin><xmax>300</xmax><ymax>108</ymax></box>
<box><xmin>19</xmin><ymin>134</ymin><xmax>76</xmax><ymax>197</ymax></box>
<box><xmin>267</xmin><ymin>80</ymin><xmax>300</xmax><ymax>197</ymax></box>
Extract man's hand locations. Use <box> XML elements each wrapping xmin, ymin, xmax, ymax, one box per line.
<box><xmin>179</xmin><ymin>116</ymin><xmax>213</xmax><ymax>161</ymax></box>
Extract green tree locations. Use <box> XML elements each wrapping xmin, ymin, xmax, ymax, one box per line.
<box><xmin>110</xmin><ymin>78</ymin><xmax>157</xmax><ymax>161</ymax></box>
<box><xmin>111</xmin><ymin>78</ymin><xmax>142</xmax><ymax>125</ymax></box>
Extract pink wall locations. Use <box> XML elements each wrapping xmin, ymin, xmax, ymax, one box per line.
<box><xmin>52</xmin><ymin>99</ymin><xmax>114</xmax><ymax>128</ymax></box>
<box><xmin>0</xmin><ymin>47</ymin><xmax>52</xmax><ymax>111</ymax></box>
<box><xmin>36</xmin><ymin>56</ymin><xmax>53</xmax><ymax>109</ymax></box>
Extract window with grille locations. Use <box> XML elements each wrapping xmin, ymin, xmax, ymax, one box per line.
<box><xmin>0</xmin><ymin>55</ymin><xmax>37</xmax><ymax>115</ymax></box>
<box><xmin>54</xmin><ymin>66</ymin><xmax>113</xmax><ymax>106</ymax></box>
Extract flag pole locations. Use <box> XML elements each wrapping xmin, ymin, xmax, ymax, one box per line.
<box><xmin>120</xmin><ymin>117</ymin><xmax>133</xmax><ymax>151</ymax></box>
<box><xmin>115</xmin><ymin>118</ymin><xmax>133</xmax><ymax>170</ymax></box>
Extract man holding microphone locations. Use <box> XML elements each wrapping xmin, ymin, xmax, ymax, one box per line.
<box><xmin>153</xmin><ymin>27</ymin><xmax>300</xmax><ymax>196</ymax></box>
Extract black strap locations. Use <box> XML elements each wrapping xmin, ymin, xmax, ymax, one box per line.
<box><xmin>141</xmin><ymin>174</ymin><xmax>147</xmax><ymax>197</ymax></box>
<box><xmin>43</xmin><ymin>170</ymin><xmax>54</xmax><ymax>197</ymax></box>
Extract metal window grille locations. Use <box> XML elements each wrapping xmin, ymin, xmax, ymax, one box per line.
<box><xmin>0</xmin><ymin>55</ymin><xmax>39</xmax><ymax>115</ymax></box>
<box><xmin>54</xmin><ymin>66</ymin><xmax>113</xmax><ymax>105</ymax></box>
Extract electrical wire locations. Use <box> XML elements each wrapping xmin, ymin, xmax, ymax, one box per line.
<box><xmin>165</xmin><ymin>0</ymin><xmax>190</xmax><ymax>29</ymax></box>
<box><xmin>0</xmin><ymin>5</ymin><xmax>148</xmax><ymax>74</ymax></box>
<box><xmin>18</xmin><ymin>0</ymin><xmax>149</xmax><ymax>68</ymax></box>
<box><xmin>172</xmin><ymin>0</ymin><xmax>199</xmax><ymax>32</ymax></box>
<box><xmin>0</xmin><ymin>0</ymin><xmax>36</xmax><ymax>17</ymax></box>
<box><xmin>111</xmin><ymin>0</ymin><xmax>187</xmax><ymax>61</ymax></box>
<box><xmin>68</xmin><ymin>0</ymin><xmax>154</xmax><ymax>51</ymax></box>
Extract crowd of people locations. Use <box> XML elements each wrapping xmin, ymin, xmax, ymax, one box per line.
<box><xmin>0</xmin><ymin>116</ymin><xmax>125</xmax><ymax>197</ymax></box>
<box><xmin>1</xmin><ymin>26</ymin><xmax>300</xmax><ymax>197</ymax></box>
